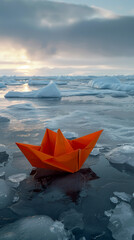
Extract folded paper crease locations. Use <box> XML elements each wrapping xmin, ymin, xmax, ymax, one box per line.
<box><xmin>16</xmin><ymin>128</ymin><xmax>103</xmax><ymax>173</ymax></box>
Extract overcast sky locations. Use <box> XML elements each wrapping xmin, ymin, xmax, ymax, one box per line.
<box><xmin>0</xmin><ymin>0</ymin><xmax>134</xmax><ymax>76</ymax></box>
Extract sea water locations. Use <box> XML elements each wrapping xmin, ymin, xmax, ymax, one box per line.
<box><xmin>0</xmin><ymin>75</ymin><xmax>134</xmax><ymax>240</ymax></box>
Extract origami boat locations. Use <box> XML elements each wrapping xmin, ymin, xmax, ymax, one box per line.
<box><xmin>16</xmin><ymin>128</ymin><xmax>103</xmax><ymax>173</ymax></box>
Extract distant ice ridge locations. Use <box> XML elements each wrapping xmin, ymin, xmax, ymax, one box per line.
<box><xmin>106</xmin><ymin>144</ymin><xmax>134</xmax><ymax>167</ymax></box>
<box><xmin>5</xmin><ymin>81</ymin><xmax>61</xmax><ymax>98</ymax></box>
<box><xmin>0</xmin><ymin>215</ymin><xmax>74</xmax><ymax>240</ymax></box>
<box><xmin>28</xmin><ymin>79</ymin><xmax>67</xmax><ymax>85</ymax></box>
<box><xmin>0</xmin><ymin>77</ymin><xmax>23</xmax><ymax>85</ymax></box>
<box><xmin>88</xmin><ymin>76</ymin><xmax>134</xmax><ymax>92</ymax></box>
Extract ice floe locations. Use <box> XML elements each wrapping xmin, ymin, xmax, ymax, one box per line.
<box><xmin>60</xmin><ymin>208</ymin><xmax>84</xmax><ymax>231</ymax></box>
<box><xmin>5</xmin><ymin>81</ymin><xmax>61</xmax><ymax>98</ymax></box>
<box><xmin>0</xmin><ymin>144</ymin><xmax>9</xmax><ymax>166</ymax></box>
<box><xmin>90</xmin><ymin>147</ymin><xmax>100</xmax><ymax>156</ymax></box>
<box><xmin>0</xmin><ymin>179</ymin><xmax>12</xmax><ymax>209</ymax></box>
<box><xmin>106</xmin><ymin>145</ymin><xmax>134</xmax><ymax>167</ymax></box>
<box><xmin>110</xmin><ymin>197</ymin><xmax>119</xmax><ymax>204</ymax></box>
<box><xmin>113</xmin><ymin>192</ymin><xmax>132</xmax><ymax>203</ymax></box>
<box><xmin>106</xmin><ymin>202</ymin><xmax>134</xmax><ymax>240</ymax></box>
<box><xmin>0</xmin><ymin>215</ymin><xmax>74</xmax><ymax>240</ymax></box>
<box><xmin>8</xmin><ymin>173</ymin><xmax>27</xmax><ymax>183</ymax></box>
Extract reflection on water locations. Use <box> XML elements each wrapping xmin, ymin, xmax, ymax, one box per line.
<box><xmin>22</xmin><ymin>83</ymin><xmax>31</xmax><ymax>92</ymax></box>
<box><xmin>1</xmin><ymin>78</ymin><xmax>134</xmax><ymax>239</ymax></box>
<box><xmin>31</xmin><ymin>168</ymin><xmax>99</xmax><ymax>203</ymax></box>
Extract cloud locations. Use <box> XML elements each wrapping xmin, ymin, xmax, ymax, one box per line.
<box><xmin>0</xmin><ymin>0</ymin><xmax>134</xmax><ymax>75</ymax></box>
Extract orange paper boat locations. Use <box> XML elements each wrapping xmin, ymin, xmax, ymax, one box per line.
<box><xmin>16</xmin><ymin>128</ymin><xmax>103</xmax><ymax>173</ymax></box>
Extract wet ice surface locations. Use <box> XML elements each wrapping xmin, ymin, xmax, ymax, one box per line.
<box><xmin>105</xmin><ymin>196</ymin><xmax>134</xmax><ymax>240</ymax></box>
<box><xmin>0</xmin><ymin>76</ymin><xmax>134</xmax><ymax>239</ymax></box>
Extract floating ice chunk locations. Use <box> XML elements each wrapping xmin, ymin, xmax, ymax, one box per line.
<box><xmin>8</xmin><ymin>173</ymin><xmax>27</xmax><ymax>183</ymax></box>
<box><xmin>0</xmin><ymin>116</ymin><xmax>10</xmax><ymax>123</ymax></box>
<box><xmin>107</xmin><ymin>202</ymin><xmax>134</xmax><ymax>240</ymax></box>
<box><xmin>60</xmin><ymin>209</ymin><xmax>84</xmax><ymax>230</ymax></box>
<box><xmin>0</xmin><ymin>171</ymin><xmax>5</xmax><ymax>177</ymax></box>
<box><xmin>62</xmin><ymin>131</ymin><xmax>78</xmax><ymax>139</ymax></box>
<box><xmin>0</xmin><ymin>144</ymin><xmax>7</xmax><ymax>152</ymax></box>
<box><xmin>90</xmin><ymin>148</ymin><xmax>100</xmax><ymax>156</ymax></box>
<box><xmin>8</xmin><ymin>103</ymin><xmax>34</xmax><ymax>110</ymax></box>
<box><xmin>106</xmin><ymin>145</ymin><xmax>134</xmax><ymax>166</ymax></box>
<box><xmin>12</xmin><ymin>195</ymin><xmax>19</xmax><ymax>203</ymax></box>
<box><xmin>113</xmin><ymin>192</ymin><xmax>132</xmax><ymax>203</ymax></box>
<box><xmin>5</xmin><ymin>81</ymin><xmax>61</xmax><ymax>98</ymax></box>
<box><xmin>0</xmin><ymin>179</ymin><xmax>12</xmax><ymax>209</ymax></box>
<box><xmin>104</xmin><ymin>209</ymin><xmax>113</xmax><ymax>217</ymax></box>
<box><xmin>88</xmin><ymin>76</ymin><xmax>120</xmax><ymax>90</ymax></box>
<box><xmin>110</xmin><ymin>197</ymin><xmax>119</xmax><ymax>204</ymax></box>
<box><xmin>0</xmin><ymin>144</ymin><xmax>9</xmax><ymax>166</ymax></box>
<box><xmin>0</xmin><ymin>215</ymin><xmax>73</xmax><ymax>240</ymax></box>
<box><xmin>0</xmin><ymin>82</ymin><xmax>6</xmax><ymax>88</ymax></box>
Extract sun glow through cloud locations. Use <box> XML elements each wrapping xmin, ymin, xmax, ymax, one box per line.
<box><xmin>0</xmin><ymin>0</ymin><xmax>134</xmax><ymax>76</ymax></box>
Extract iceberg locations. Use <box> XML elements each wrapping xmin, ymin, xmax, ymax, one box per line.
<box><xmin>5</xmin><ymin>81</ymin><xmax>61</xmax><ymax>98</ymax></box>
<box><xmin>88</xmin><ymin>76</ymin><xmax>121</xmax><ymax>90</ymax></box>
<box><xmin>88</xmin><ymin>76</ymin><xmax>134</xmax><ymax>93</ymax></box>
